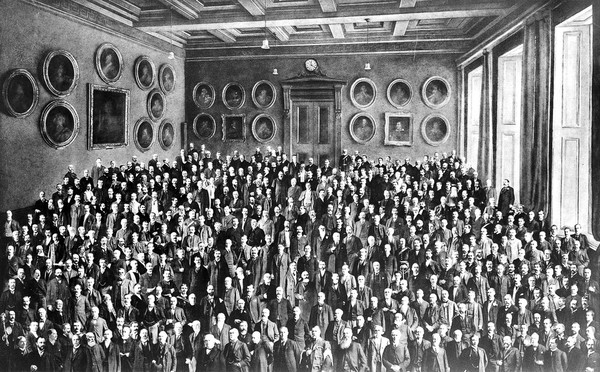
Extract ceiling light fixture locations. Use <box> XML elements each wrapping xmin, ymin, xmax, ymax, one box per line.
<box><xmin>261</xmin><ymin>0</ymin><xmax>270</xmax><ymax>50</ymax></box>
<box><xmin>168</xmin><ymin>6</ymin><xmax>175</xmax><ymax>59</ymax></box>
<box><xmin>364</xmin><ymin>18</ymin><xmax>371</xmax><ymax>70</ymax></box>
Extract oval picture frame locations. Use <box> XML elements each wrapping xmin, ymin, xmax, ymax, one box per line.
<box><xmin>134</xmin><ymin>56</ymin><xmax>156</xmax><ymax>90</ymax></box>
<box><xmin>349</xmin><ymin>112</ymin><xmax>377</xmax><ymax>144</ymax></box>
<box><xmin>421</xmin><ymin>113</ymin><xmax>450</xmax><ymax>146</ymax></box>
<box><xmin>350</xmin><ymin>77</ymin><xmax>377</xmax><ymax>109</ymax></box>
<box><xmin>147</xmin><ymin>88</ymin><xmax>166</xmax><ymax>122</ymax></box>
<box><xmin>158</xmin><ymin>119</ymin><xmax>175</xmax><ymax>151</ymax></box>
<box><xmin>39</xmin><ymin>99</ymin><xmax>79</xmax><ymax>149</ymax></box>
<box><xmin>422</xmin><ymin>76</ymin><xmax>451</xmax><ymax>109</ymax></box>
<box><xmin>95</xmin><ymin>43</ymin><xmax>123</xmax><ymax>84</ymax></box>
<box><xmin>193</xmin><ymin>112</ymin><xmax>216</xmax><ymax>140</ymax></box>
<box><xmin>159</xmin><ymin>64</ymin><xmax>176</xmax><ymax>94</ymax></box>
<box><xmin>222</xmin><ymin>82</ymin><xmax>245</xmax><ymax>110</ymax></box>
<box><xmin>251</xmin><ymin>113</ymin><xmax>277</xmax><ymax>143</ymax></box>
<box><xmin>251</xmin><ymin>80</ymin><xmax>277</xmax><ymax>109</ymax></box>
<box><xmin>133</xmin><ymin>117</ymin><xmax>154</xmax><ymax>152</ymax></box>
<box><xmin>192</xmin><ymin>82</ymin><xmax>216</xmax><ymax>109</ymax></box>
<box><xmin>3</xmin><ymin>69</ymin><xmax>39</xmax><ymax>118</ymax></box>
<box><xmin>387</xmin><ymin>78</ymin><xmax>413</xmax><ymax>108</ymax></box>
<box><xmin>42</xmin><ymin>49</ymin><xmax>79</xmax><ymax>98</ymax></box>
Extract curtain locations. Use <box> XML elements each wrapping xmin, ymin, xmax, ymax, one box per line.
<box><xmin>520</xmin><ymin>11</ymin><xmax>552</xmax><ymax>213</ymax></box>
<box><xmin>477</xmin><ymin>50</ymin><xmax>493</xmax><ymax>182</ymax></box>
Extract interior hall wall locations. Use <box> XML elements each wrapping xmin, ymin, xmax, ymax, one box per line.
<box><xmin>0</xmin><ymin>0</ymin><xmax>185</xmax><ymax>212</ymax></box>
<box><xmin>185</xmin><ymin>54</ymin><xmax>458</xmax><ymax>163</ymax></box>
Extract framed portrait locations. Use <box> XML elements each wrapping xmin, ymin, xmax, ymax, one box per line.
<box><xmin>222</xmin><ymin>82</ymin><xmax>245</xmax><ymax>110</ymax></box>
<box><xmin>384</xmin><ymin>112</ymin><xmax>413</xmax><ymax>146</ymax></box>
<box><xmin>350</xmin><ymin>78</ymin><xmax>376</xmax><ymax>109</ymax></box>
<box><xmin>88</xmin><ymin>84</ymin><xmax>130</xmax><ymax>149</ymax></box>
<box><xmin>251</xmin><ymin>114</ymin><xmax>277</xmax><ymax>143</ymax></box>
<box><xmin>95</xmin><ymin>43</ymin><xmax>123</xmax><ymax>84</ymax></box>
<box><xmin>421</xmin><ymin>113</ymin><xmax>450</xmax><ymax>146</ymax></box>
<box><xmin>39</xmin><ymin>100</ymin><xmax>79</xmax><ymax>149</ymax></box>
<box><xmin>147</xmin><ymin>88</ymin><xmax>166</xmax><ymax>121</ymax></box>
<box><xmin>252</xmin><ymin>80</ymin><xmax>276</xmax><ymax>109</ymax></box>
<box><xmin>349</xmin><ymin>112</ymin><xmax>377</xmax><ymax>144</ymax></box>
<box><xmin>193</xmin><ymin>113</ymin><xmax>216</xmax><ymax>140</ymax></box>
<box><xmin>422</xmin><ymin>76</ymin><xmax>451</xmax><ymax>108</ymax></box>
<box><xmin>42</xmin><ymin>50</ymin><xmax>79</xmax><ymax>97</ymax></box>
<box><xmin>193</xmin><ymin>82</ymin><xmax>215</xmax><ymax>109</ymax></box>
<box><xmin>222</xmin><ymin>114</ymin><xmax>246</xmax><ymax>141</ymax></box>
<box><xmin>159</xmin><ymin>64</ymin><xmax>176</xmax><ymax>94</ymax></box>
<box><xmin>2</xmin><ymin>69</ymin><xmax>39</xmax><ymax>118</ymax></box>
<box><xmin>387</xmin><ymin>79</ymin><xmax>412</xmax><ymax>108</ymax></box>
<box><xmin>133</xmin><ymin>117</ymin><xmax>154</xmax><ymax>152</ymax></box>
<box><xmin>158</xmin><ymin>119</ymin><xmax>175</xmax><ymax>150</ymax></box>
<box><xmin>134</xmin><ymin>56</ymin><xmax>156</xmax><ymax>90</ymax></box>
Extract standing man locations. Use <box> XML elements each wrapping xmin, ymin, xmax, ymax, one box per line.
<box><xmin>459</xmin><ymin>334</ymin><xmax>488</xmax><ymax>372</ymax></box>
<box><xmin>273</xmin><ymin>327</ymin><xmax>302</xmax><ymax>372</ymax></box>
<box><xmin>497</xmin><ymin>180</ymin><xmax>515</xmax><ymax>220</ymax></box>
<box><xmin>223</xmin><ymin>328</ymin><xmax>251</xmax><ymax>372</ymax></box>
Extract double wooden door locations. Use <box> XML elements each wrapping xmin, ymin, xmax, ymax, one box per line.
<box><xmin>291</xmin><ymin>100</ymin><xmax>335</xmax><ymax>166</ymax></box>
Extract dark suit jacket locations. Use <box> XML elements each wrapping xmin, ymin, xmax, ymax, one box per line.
<box><xmin>195</xmin><ymin>347</ymin><xmax>225</xmax><ymax>372</ymax></box>
<box><xmin>382</xmin><ymin>343</ymin><xmax>411</xmax><ymax>372</ymax></box>
<box><xmin>544</xmin><ymin>348</ymin><xmax>568</xmax><ymax>372</ymax></box>
<box><xmin>254</xmin><ymin>319</ymin><xmax>279</xmax><ymax>343</ymax></box>
<box><xmin>459</xmin><ymin>347</ymin><xmax>488</xmax><ymax>372</ymax></box>
<box><xmin>223</xmin><ymin>340</ymin><xmax>251</xmax><ymax>372</ymax></box>
<box><xmin>423</xmin><ymin>346</ymin><xmax>450</xmax><ymax>372</ymax></box>
<box><xmin>273</xmin><ymin>339</ymin><xmax>302</xmax><ymax>372</ymax></box>
<box><xmin>566</xmin><ymin>347</ymin><xmax>585</xmax><ymax>372</ymax></box>
<box><xmin>249</xmin><ymin>341</ymin><xmax>272</xmax><ymax>372</ymax></box>
<box><xmin>523</xmin><ymin>344</ymin><xmax>546</xmax><ymax>372</ymax></box>
<box><xmin>336</xmin><ymin>342</ymin><xmax>368</xmax><ymax>372</ymax></box>
<box><xmin>501</xmin><ymin>347</ymin><xmax>521</xmax><ymax>372</ymax></box>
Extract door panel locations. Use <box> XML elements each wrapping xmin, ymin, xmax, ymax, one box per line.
<box><xmin>292</xmin><ymin>100</ymin><xmax>335</xmax><ymax>166</ymax></box>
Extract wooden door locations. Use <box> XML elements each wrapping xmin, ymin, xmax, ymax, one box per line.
<box><xmin>291</xmin><ymin>100</ymin><xmax>335</xmax><ymax>166</ymax></box>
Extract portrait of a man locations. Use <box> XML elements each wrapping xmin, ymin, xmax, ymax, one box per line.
<box><xmin>421</xmin><ymin>114</ymin><xmax>450</xmax><ymax>145</ymax></box>
<box><xmin>4</xmin><ymin>71</ymin><xmax>36</xmax><ymax>116</ymax></box>
<box><xmin>222</xmin><ymin>114</ymin><xmax>245</xmax><ymax>141</ymax></box>
<box><xmin>351</xmin><ymin>78</ymin><xmax>376</xmax><ymax>108</ymax></box>
<box><xmin>223</xmin><ymin>83</ymin><xmax>245</xmax><ymax>109</ymax></box>
<box><xmin>136</xmin><ymin>120</ymin><xmax>153</xmax><ymax>150</ymax></box>
<box><xmin>252</xmin><ymin>114</ymin><xmax>276</xmax><ymax>142</ymax></box>
<box><xmin>423</xmin><ymin>77</ymin><xmax>450</xmax><ymax>108</ymax></box>
<box><xmin>387</xmin><ymin>79</ymin><xmax>412</xmax><ymax>108</ymax></box>
<box><xmin>41</xmin><ymin>100</ymin><xmax>78</xmax><ymax>149</ymax></box>
<box><xmin>135</xmin><ymin>57</ymin><xmax>155</xmax><ymax>90</ymax></box>
<box><xmin>160</xmin><ymin>122</ymin><xmax>174</xmax><ymax>149</ymax></box>
<box><xmin>160</xmin><ymin>65</ymin><xmax>175</xmax><ymax>93</ymax></box>
<box><xmin>252</xmin><ymin>81</ymin><xmax>276</xmax><ymax>108</ymax></box>
<box><xmin>194</xmin><ymin>83</ymin><xmax>215</xmax><ymax>109</ymax></box>
<box><xmin>147</xmin><ymin>90</ymin><xmax>165</xmax><ymax>120</ymax></box>
<box><xmin>349</xmin><ymin>113</ymin><xmax>376</xmax><ymax>143</ymax></box>
<box><xmin>45</xmin><ymin>52</ymin><xmax>77</xmax><ymax>96</ymax></box>
<box><xmin>89</xmin><ymin>84</ymin><xmax>129</xmax><ymax>149</ymax></box>
<box><xmin>96</xmin><ymin>44</ymin><xmax>122</xmax><ymax>83</ymax></box>
<box><xmin>384</xmin><ymin>113</ymin><xmax>413</xmax><ymax>146</ymax></box>
<box><xmin>194</xmin><ymin>114</ymin><xmax>216</xmax><ymax>139</ymax></box>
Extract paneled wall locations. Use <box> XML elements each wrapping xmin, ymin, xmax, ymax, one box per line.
<box><xmin>0</xmin><ymin>0</ymin><xmax>185</xmax><ymax>212</ymax></box>
<box><xmin>185</xmin><ymin>54</ymin><xmax>458</xmax><ymax>163</ymax></box>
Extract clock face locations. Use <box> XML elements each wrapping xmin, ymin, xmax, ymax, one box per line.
<box><xmin>305</xmin><ymin>59</ymin><xmax>318</xmax><ymax>72</ymax></box>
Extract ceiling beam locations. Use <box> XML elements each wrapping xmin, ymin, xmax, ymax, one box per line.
<box><xmin>235</xmin><ymin>0</ymin><xmax>265</xmax><ymax>16</ymax></box>
<box><xmin>329</xmin><ymin>24</ymin><xmax>345</xmax><ymax>38</ymax></box>
<box><xmin>393</xmin><ymin>20</ymin><xmax>409</xmax><ymax>36</ymax></box>
<box><xmin>70</xmin><ymin>0</ymin><xmax>133</xmax><ymax>25</ymax></box>
<box><xmin>156</xmin><ymin>0</ymin><xmax>199</xmax><ymax>20</ymax></box>
<box><xmin>136</xmin><ymin>2</ymin><xmax>511</xmax><ymax>31</ymax></box>
<box><xmin>208</xmin><ymin>29</ymin><xmax>237</xmax><ymax>42</ymax></box>
<box><xmin>103</xmin><ymin>0</ymin><xmax>141</xmax><ymax>16</ymax></box>
<box><xmin>269</xmin><ymin>26</ymin><xmax>290</xmax><ymax>41</ymax></box>
<box><xmin>147</xmin><ymin>32</ymin><xmax>187</xmax><ymax>48</ymax></box>
<box><xmin>399</xmin><ymin>0</ymin><xmax>416</xmax><ymax>8</ymax></box>
<box><xmin>87</xmin><ymin>0</ymin><xmax>139</xmax><ymax>21</ymax></box>
<box><xmin>318</xmin><ymin>0</ymin><xmax>337</xmax><ymax>13</ymax></box>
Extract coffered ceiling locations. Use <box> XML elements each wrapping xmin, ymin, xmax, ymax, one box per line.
<box><xmin>43</xmin><ymin>0</ymin><xmax>546</xmax><ymax>59</ymax></box>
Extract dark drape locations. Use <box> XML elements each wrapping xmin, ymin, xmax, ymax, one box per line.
<box><xmin>520</xmin><ymin>11</ymin><xmax>552</xmax><ymax>213</ymax></box>
<box><xmin>477</xmin><ymin>50</ymin><xmax>493</xmax><ymax>182</ymax></box>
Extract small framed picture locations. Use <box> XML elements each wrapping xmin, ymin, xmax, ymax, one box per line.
<box><xmin>2</xmin><ymin>69</ymin><xmax>39</xmax><ymax>118</ymax></box>
<box><xmin>252</xmin><ymin>80</ymin><xmax>277</xmax><ymax>109</ymax></box>
<box><xmin>222</xmin><ymin>82</ymin><xmax>245</xmax><ymax>110</ymax></box>
<box><xmin>159</xmin><ymin>64</ymin><xmax>176</xmax><ymax>94</ymax></box>
<box><xmin>421</xmin><ymin>113</ymin><xmax>450</xmax><ymax>146</ymax></box>
<box><xmin>158</xmin><ymin>119</ymin><xmax>175</xmax><ymax>150</ymax></box>
<box><xmin>193</xmin><ymin>82</ymin><xmax>216</xmax><ymax>109</ymax></box>
<box><xmin>387</xmin><ymin>79</ymin><xmax>412</xmax><ymax>108</ymax></box>
<box><xmin>39</xmin><ymin>100</ymin><xmax>79</xmax><ymax>149</ymax></box>
<box><xmin>384</xmin><ymin>112</ymin><xmax>413</xmax><ymax>146</ymax></box>
<box><xmin>222</xmin><ymin>114</ymin><xmax>246</xmax><ymax>141</ymax></box>
<box><xmin>42</xmin><ymin>50</ymin><xmax>79</xmax><ymax>97</ymax></box>
<box><xmin>95</xmin><ymin>43</ymin><xmax>123</xmax><ymax>84</ymax></box>
<box><xmin>252</xmin><ymin>114</ymin><xmax>277</xmax><ymax>143</ymax></box>
<box><xmin>147</xmin><ymin>88</ymin><xmax>166</xmax><ymax>121</ymax></box>
<box><xmin>350</xmin><ymin>78</ymin><xmax>376</xmax><ymax>109</ymax></box>
<box><xmin>422</xmin><ymin>76</ymin><xmax>451</xmax><ymax>109</ymax></box>
<box><xmin>134</xmin><ymin>56</ymin><xmax>156</xmax><ymax>90</ymax></box>
<box><xmin>133</xmin><ymin>117</ymin><xmax>154</xmax><ymax>152</ymax></box>
<box><xmin>88</xmin><ymin>84</ymin><xmax>129</xmax><ymax>149</ymax></box>
<box><xmin>193</xmin><ymin>113</ymin><xmax>216</xmax><ymax>140</ymax></box>
<box><xmin>349</xmin><ymin>113</ymin><xmax>377</xmax><ymax>144</ymax></box>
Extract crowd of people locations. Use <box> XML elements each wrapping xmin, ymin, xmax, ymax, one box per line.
<box><xmin>1</xmin><ymin>143</ymin><xmax>599</xmax><ymax>372</ymax></box>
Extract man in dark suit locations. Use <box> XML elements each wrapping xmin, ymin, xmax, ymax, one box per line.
<box><xmin>195</xmin><ymin>333</ymin><xmax>225</xmax><ymax>372</ymax></box>
<box><xmin>336</xmin><ymin>327</ymin><xmax>368</xmax><ymax>372</ymax></box>
<box><xmin>459</xmin><ymin>334</ymin><xmax>488</xmax><ymax>372</ymax></box>
<box><xmin>64</xmin><ymin>334</ymin><xmax>88</xmax><ymax>372</ymax></box>
<box><xmin>223</xmin><ymin>328</ymin><xmax>251</xmax><ymax>372</ymax></box>
<box><xmin>500</xmin><ymin>335</ymin><xmax>521</xmax><ymax>372</ymax></box>
<box><xmin>523</xmin><ymin>333</ymin><xmax>546</xmax><ymax>372</ymax></box>
<box><xmin>249</xmin><ymin>331</ymin><xmax>272</xmax><ymax>372</ymax></box>
<box><xmin>254</xmin><ymin>308</ymin><xmax>279</xmax><ymax>344</ymax></box>
<box><xmin>273</xmin><ymin>327</ymin><xmax>302</xmax><ymax>372</ymax></box>
<box><xmin>543</xmin><ymin>338</ymin><xmax>568</xmax><ymax>372</ymax></box>
<box><xmin>382</xmin><ymin>329</ymin><xmax>411</xmax><ymax>372</ymax></box>
<box><xmin>446</xmin><ymin>329</ymin><xmax>467</xmax><ymax>371</ymax></box>
<box><xmin>565</xmin><ymin>335</ymin><xmax>585</xmax><ymax>372</ymax></box>
<box><xmin>423</xmin><ymin>333</ymin><xmax>450</xmax><ymax>372</ymax></box>
<box><xmin>497</xmin><ymin>180</ymin><xmax>515</xmax><ymax>220</ymax></box>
